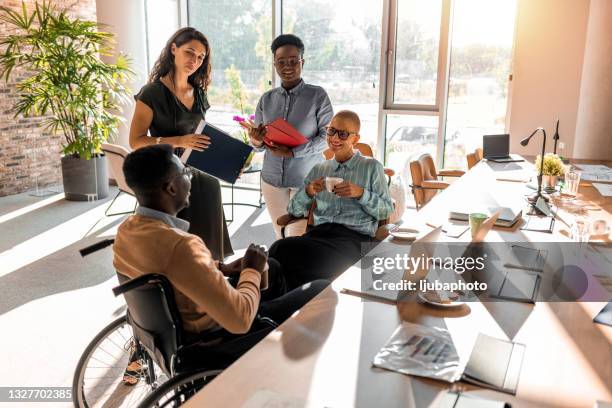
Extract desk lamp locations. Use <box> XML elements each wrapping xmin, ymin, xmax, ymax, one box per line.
<box><xmin>552</xmin><ymin>119</ymin><xmax>560</xmax><ymax>155</ymax></box>
<box><xmin>521</xmin><ymin>127</ymin><xmax>551</xmax><ymax>216</ymax></box>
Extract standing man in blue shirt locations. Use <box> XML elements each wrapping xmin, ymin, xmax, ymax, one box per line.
<box><xmin>244</xmin><ymin>34</ymin><xmax>334</xmax><ymax>238</ymax></box>
<box><xmin>269</xmin><ymin>110</ymin><xmax>393</xmax><ymax>287</ymax></box>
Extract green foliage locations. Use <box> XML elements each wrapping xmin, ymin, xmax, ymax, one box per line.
<box><xmin>225</xmin><ymin>64</ymin><xmax>254</xmax><ymax>114</ymax></box>
<box><xmin>535</xmin><ymin>153</ymin><xmax>565</xmax><ymax>176</ymax></box>
<box><xmin>0</xmin><ymin>1</ymin><xmax>133</xmax><ymax>159</ymax></box>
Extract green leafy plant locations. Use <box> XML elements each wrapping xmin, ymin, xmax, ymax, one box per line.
<box><xmin>535</xmin><ymin>153</ymin><xmax>564</xmax><ymax>176</ymax></box>
<box><xmin>0</xmin><ymin>1</ymin><xmax>133</xmax><ymax>159</ymax></box>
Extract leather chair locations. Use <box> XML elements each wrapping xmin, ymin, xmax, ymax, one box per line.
<box><xmin>467</xmin><ymin>147</ymin><xmax>484</xmax><ymax>170</ymax></box>
<box><xmin>101</xmin><ymin>143</ymin><xmax>137</xmax><ymax>216</ymax></box>
<box><xmin>409</xmin><ymin>153</ymin><xmax>464</xmax><ymax>210</ymax></box>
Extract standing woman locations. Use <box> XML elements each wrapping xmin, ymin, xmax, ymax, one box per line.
<box><xmin>245</xmin><ymin>34</ymin><xmax>334</xmax><ymax>238</ymax></box>
<box><xmin>129</xmin><ymin>27</ymin><xmax>232</xmax><ymax>259</ymax></box>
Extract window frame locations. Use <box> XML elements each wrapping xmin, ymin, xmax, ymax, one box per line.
<box><xmin>177</xmin><ymin>0</ymin><xmax>513</xmax><ymax>168</ymax></box>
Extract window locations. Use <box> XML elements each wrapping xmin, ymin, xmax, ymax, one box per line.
<box><xmin>145</xmin><ymin>0</ymin><xmax>180</xmax><ymax>71</ymax></box>
<box><xmin>443</xmin><ymin>0</ymin><xmax>517</xmax><ymax>168</ymax></box>
<box><xmin>188</xmin><ymin>0</ymin><xmax>272</xmax><ymax>135</ymax></box>
<box><xmin>385</xmin><ymin>115</ymin><xmax>438</xmax><ymax>178</ymax></box>
<box><xmin>390</xmin><ymin>0</ymin><xmax>443</xmax><ymax>107</ymax></box>
<box><xmin>282</xmin><ymin>0</ymin><xmax>383</xmax><ymax>154</ymax></box>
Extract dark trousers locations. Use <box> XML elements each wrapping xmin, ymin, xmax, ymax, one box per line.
<box><xmin>190</xmin><ymin>258</ymin><xmax>329</xmax><ymax>361</ymax></box>
<box><xmin>269</xmin><ymin>223</ymin><xmax>376</xmax><ymax>288</ymax></box>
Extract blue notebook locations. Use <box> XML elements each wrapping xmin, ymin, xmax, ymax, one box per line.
<box><xmin>181</xmin><ymin>121</ymin><xmax>253</xmax><ymax>184</ymax></box>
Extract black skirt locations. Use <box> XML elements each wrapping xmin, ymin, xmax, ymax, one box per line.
<box><xmin>177</xmin><ymin>168</ymin><xmax>233</xmax><ymax>260</ymax></box>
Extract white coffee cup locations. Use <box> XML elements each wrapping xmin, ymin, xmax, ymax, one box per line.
<box><xmin>325</xmin><ymin>177</ymin><xmax>343</xmax><ymax>192</ymax></box>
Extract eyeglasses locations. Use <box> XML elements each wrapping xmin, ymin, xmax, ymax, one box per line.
<box><xmin>325</xmin><ymin>126</ymin><xmax>358</xmax><ymax>140</ymax></box>
<box><xmin>273</xmin><ymin>58</ymin><xmax>303</xmax><ymax>68</ymax></box>
<box><xmin>171</xmin><ymin>166</ymin><xmax>193</xmax><ymax>182</ymax></box>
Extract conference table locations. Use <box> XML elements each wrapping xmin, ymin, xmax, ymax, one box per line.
<box><xmin>187</xmin><ymin>158</ymin><xmax>612</xmax><ymax>408</ymax></box>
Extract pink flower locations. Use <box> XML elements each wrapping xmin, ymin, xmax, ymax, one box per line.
<box><xmin>232</xmin><ymin>115</ymin><xmax>246</xmax><ymax>122</ymax></box>
<box><xmin>249</xmin><ymin>114</ymin><xmax>256</xmax><ymax>121</ymax></box>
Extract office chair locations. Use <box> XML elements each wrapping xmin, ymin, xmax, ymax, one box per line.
<box><xmin>409</xmin><ymin>153</ymin><xmax>464</xmax><ymax>210</ymax></box>
<box><xmin>101</xmin><ymin>143</ymin><xmax>137</xmax><ymax>216</ymax></box>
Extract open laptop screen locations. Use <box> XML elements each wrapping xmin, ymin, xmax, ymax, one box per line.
<box><xmin>483</xmin><ymin>134</ymin><xmax>510</xmax><ymax>159</ymax></box>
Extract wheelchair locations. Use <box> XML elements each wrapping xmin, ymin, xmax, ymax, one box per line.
<box><xmin>73</xmin><ymin>240</ymin><xmax>277</xmax><ymax>407</ymax></box>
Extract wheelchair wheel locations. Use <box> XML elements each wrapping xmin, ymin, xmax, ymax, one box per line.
<box><xmin>136</xmin><ymin>368</ymin><xmax>222</xmax><ymax>408</ymax></box>
<box><xmin>73</xmin><ymin>315</ymin><xmax>168</xmax><ymax>407</ymax></box>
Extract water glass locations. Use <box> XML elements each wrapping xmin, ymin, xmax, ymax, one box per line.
<box><xmin>562</xmin><ymin>167</ymin><xmax>581</xmax><ymax>200</ymax></box>
<box><xmin>571</xmin><ymin>218</ymin><xmax>591</xmax><ymax>243</ymax></box>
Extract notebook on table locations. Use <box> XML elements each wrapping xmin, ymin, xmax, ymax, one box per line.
<box><xmin>462</xmin><ymin>333</ymin><xmax>526</xmax><ymax>395</ymax></box>
<box><xmin>180</xmin><ymin>120</ymin><xmax>253</xmax><ymax>184</ymax></box>
<box><xmin>374</xmin><ymin>324</ymin><xmax>526</xmax><ymax>396</ymax></box>
<box><xmin>449</xmin><ymin>190</ymin><xmax>523</xmax><ymax>228</ymax></box>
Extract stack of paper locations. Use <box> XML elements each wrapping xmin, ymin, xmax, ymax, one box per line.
<box><xmin>575</xmin><ymin>164</ymin><xmax>612</xmax><ymax>182</ymax></box>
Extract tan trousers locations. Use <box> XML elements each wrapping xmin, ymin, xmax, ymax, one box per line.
<box><xmin>261</xmin><ymin>179</ymin><xmax>307</xmax><ymax>239</ymax></box>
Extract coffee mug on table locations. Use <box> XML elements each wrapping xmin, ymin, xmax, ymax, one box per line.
<box><xmin>325</xmin><ymin>177</ymin><xmax>343</xmax><ymax>192</ymax></box>
<box><xmin>469</xmin><ymin>213</ymin><xmax>488</xmax><ymax>238</ymax></box>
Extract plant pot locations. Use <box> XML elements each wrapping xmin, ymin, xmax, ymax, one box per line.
<box><xmin>542</xmin><ymin>175</ymin><xmax>558</xmax><ymax>189</ymax></box>
<box><xmin>61</xmin><ymin>154</ymin><xmax>109</xmax><ymax>201</ymax></box>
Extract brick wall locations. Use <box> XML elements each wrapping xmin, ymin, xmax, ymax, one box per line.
<box><xmin>0</xmin><ymin>0</ymin><xmax>97</xmax><ymax>197</ymax></box>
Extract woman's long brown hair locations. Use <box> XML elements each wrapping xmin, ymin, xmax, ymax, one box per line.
<box><xmin>149</xmin><ymin>27</ymin><xmax>212</xmax><ymax>91</ymax></box>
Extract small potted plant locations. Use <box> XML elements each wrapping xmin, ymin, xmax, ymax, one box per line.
<box><xmin>0</xmin><ymin>1</ymin><xmax>133</xmax><ymax>200</ymax></box>
<box><xmin>232</xmin><ymin>114</ymin><xmax>256</xmax><ymax>169</ymax></box>
<box><xmin>535</xmin><ymin>153</ymin><xmax>564</xmax><ymax>189</ymax></box>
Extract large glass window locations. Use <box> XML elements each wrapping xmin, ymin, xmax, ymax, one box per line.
<box><xmin>188</xmin><ymin>0</ymin><xmax>272</xmax><ymax>134</ymax></box>
<box><xmin>443</xmin><ymin>0</ymin><xmax>517</xmax><ymax>168</ymax></box>
<box><xmin>282</xmin><ymin>0</ymin><xmax>383</xmax><ymax>154</ymax></box>
<box><xmin>385</xmin><ymin>115</ymin><xmax>438</xmax><ymax>179</ymax></box>
<box><xmin>145</xmin><ymin>0</ymin><xmax>180</xmax><ymax>71</ymax></box>
<box><xmin>391</xmin><ymin>0</ymin><xmax>443</xmax><ymax>106</ymax></box>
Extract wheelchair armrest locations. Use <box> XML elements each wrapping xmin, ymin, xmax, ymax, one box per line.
<box><xmin>112</xmin><ymin>273</ymin><xmax>171</xmax><ymax>297</ymax></box>
<box><xmin>277</xmin><ymin>213</ymin><xmax>305</xmax><ymax>227</ymax></box>
<box><xmin>254</xmin><ymin>315</ymin><xmax>278</xmax><ymax>329</ymax></box>
<box><xmin>438</xmin><ymin>169</ymin><xmax>465</xmax><ymax>178</ymax></box>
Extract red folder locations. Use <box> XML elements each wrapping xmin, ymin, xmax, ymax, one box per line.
<box><xmin>264</xmin><ymin>118</ymin><xmax>308</xmax><ymax>148</ymax></box>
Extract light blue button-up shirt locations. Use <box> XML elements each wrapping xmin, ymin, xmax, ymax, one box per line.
<box><xmin>288</xmin><ymin>152</ymin><xmax>393</xmax><ymax>237</ymax></box>
<box><xmin>136</xmin><ymin>206</ymin><xmax>190</xmax><ymax>232</ymax></box>
<box><xmin>254</xmin><ymin>80</ymin><xmax>334</xmax><ymax>188</ymax></box>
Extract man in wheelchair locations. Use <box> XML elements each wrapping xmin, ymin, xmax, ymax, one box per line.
<box><xmin>114</xmin><ymin>144</ymin><xmax>329</xmax><ymax>384</ymax></box>
<box><xmin>269</xmin><ymin>110</ymin><xmax>393</xmax><ymax>286</ymax></box>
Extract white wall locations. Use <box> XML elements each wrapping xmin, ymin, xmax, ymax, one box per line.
<box><xmin>508</xmin><ymin>0</ymin><xmax>591</xmax><ymax>158</ymax></box>
<box><xmin>96</xmin><ymin>0</ymin><xmax>149</xmax><ymax>149</ymax></box>
<box><xmin>573</xmin><ymin>0</ymin><xmax>612</xmax><ymax>160</ymax></box>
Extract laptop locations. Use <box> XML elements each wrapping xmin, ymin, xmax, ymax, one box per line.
<box><xmin>483</xmin><ymin>134</ymin><xmax>524</xmax><ymax>163</ymax></box>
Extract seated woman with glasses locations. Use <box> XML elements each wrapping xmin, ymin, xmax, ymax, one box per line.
<box><xmin>242</xmin><ymin>34</ymin><xmax>334</xmax><ymax>239</ymax></box>
<box><xmin>268</xmin><ymin>110</ymin><xmax>394</xmax><ymax>287</ymax></box>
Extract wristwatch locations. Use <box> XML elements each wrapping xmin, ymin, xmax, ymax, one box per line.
<box><xmin>156</xmin><ymin>136</ymin><xmax>162</xmax><ymax>145</ymax></box>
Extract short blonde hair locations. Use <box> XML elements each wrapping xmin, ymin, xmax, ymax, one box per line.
<box><xmin>333</xmin><ymin>110</ymin><xmax>361</xmax><ymax>133</ymax></box>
